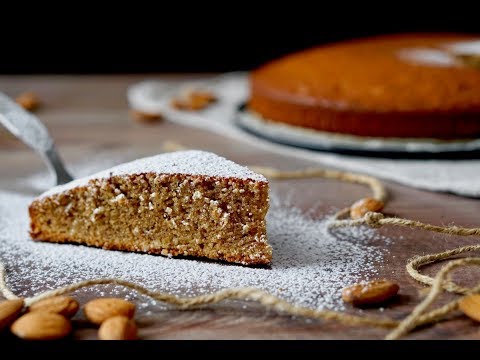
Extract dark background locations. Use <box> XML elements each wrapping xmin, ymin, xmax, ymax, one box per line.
<box><xmin>1</xmin><ymin>5</ymin><xmax>479</xmax><ymax>74</ymax></box>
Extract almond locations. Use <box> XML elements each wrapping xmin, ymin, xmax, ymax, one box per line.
<box><xmin>189</xmin><ymin>90</ymin><xmax>217</xmax><ymax>104</ymax></box>
<box><xmin>84</xmin><ymin>298</ymin><xmax>135</xmax><ymax>325</ymax></box>
<box><xmin>350</xmin><ymin>197</ymin><xmax>384</xmax><ymax>219</ymax></box>
<box><xmin>15</xmin><ymin>92</ymin><xmax>40</xmax><ymax>111</ymax></box>
<box><xmin>129</xmin><ymin>110</ymin><xmax>163</xmax><ymax>123</ymax></box>
<box><xmin>458</xmin><ymin>294</ymin><xmax>480</xmax><ymax>322</ymax></box>
<box><xmin>342</xmin><ymin>279</ymin><xmax>399</xmax><ymax>306</ymax></box>
<box><xmin>11</xmin><ymin>312</ymin><xmax>71</xmax><ymax>340</ymax></box>
<box><xmin>29</xmin><ymin>296</ymin><xmax>79</xmax><ymax>318</ymax></box>
<box><xmin>0</xmin><ymin>299</ymin><xmax>24</xmax><ymax>331</ymax></box>
<box><xmin>98</xmin><ymin>315</ymin><xmax>138</xmax><ymax>340</ymax></box>
<box><xmin>170</xmin><ymin>98</ymin><xmax>198</xmax><ymax>111</ymax></box>
<box><xmin>170</xmin><ymin>90</ymin><xmax>217</xmax><ymax>111</ymax></box>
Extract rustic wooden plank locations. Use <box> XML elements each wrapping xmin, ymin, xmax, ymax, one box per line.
<box><xmin>1</xmin><ymin>75</ymin><xmax>479</xmax><ymax>339</ymax></box>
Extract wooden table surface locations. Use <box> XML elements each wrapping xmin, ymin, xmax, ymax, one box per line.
<box><xmin>1</xmin><ymin>75</ymin><xmax>480</xmax><ymax>340</ymax></box>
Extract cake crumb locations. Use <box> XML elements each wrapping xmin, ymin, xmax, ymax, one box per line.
<box><xmin>193</xmin><ymin>191</ymin><xmax>202</xmax><ymax>200</ymax></box>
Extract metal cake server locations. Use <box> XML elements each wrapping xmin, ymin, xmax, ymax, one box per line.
<box><xmin>0</xmin><ymin>92</ymin><xmax>73</xmax><ymax>185</ymax></box>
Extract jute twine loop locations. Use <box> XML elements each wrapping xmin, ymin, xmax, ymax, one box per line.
<box><xmin>249</xmin><ymin>165</ymin><xmax>387</xmax><ymax>222</ymax></box>
<box><xmin>406</xmin><ymin>245</ymin><xmax>480</xmax><ymax>294</ymax></box>
<box><xmin>386</xmin><ymin>257</ymin><xmax>480</xmax><ymax>340</ymax></box>
<box><xmin>1</xmin><ymin>142</ymin><xmax>479</xmax><ymax>339</ymax></box>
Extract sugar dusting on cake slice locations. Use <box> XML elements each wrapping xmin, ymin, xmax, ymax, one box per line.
<box><xmin>29</xmin><ymin>150</ymin><xmax>271</xmax><ymax>266</ymax></box>
<box><xmin>40</xmin><ymin>150</ymin><xmax>267</xmax><ymax>199</ymax></box>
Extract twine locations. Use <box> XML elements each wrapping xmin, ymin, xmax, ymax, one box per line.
<box><xmin>2</xmin><ymin>252</ymin><xmax>480</xmax><ymax>339</ymax></box>
<box><xmin>248</xmin><ymin>166</ymin><xmax>387</xmax><ymax>203</ymax></box>
<box><xmin>407</xmin><ymin>245</ymin><xmax>480</xmax><ymax>294</ymax></box>
<box><xmin>386</xmin><ymin>258</ymin><xmax>480</xmax><ymax>340</ymax></box>
<box><xmin>330</xmin><ymin>212</ymin><xmax>480</xmax><ymax>235</ymax></box>
<box><xmin>0</xmin><ymin>262</ymin><xmax>396</xmax><ymax>328</ymax></box>
<box><xmin>249</xmin><ymin>166</ymin><xmax>387</xmax><ymax>221</ymax></box>
<box><xmin>1</xmin><ymin>142</ymin><xmax>479</xmax><ymax>339</ymax></box>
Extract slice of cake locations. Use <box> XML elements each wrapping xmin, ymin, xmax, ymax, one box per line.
<box><xmin>29</xmin><ymin>151</ymin><xmax>271</xmax><ymax>265</ymax></box>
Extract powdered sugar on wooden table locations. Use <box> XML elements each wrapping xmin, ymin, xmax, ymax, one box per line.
<box><xmin>0</xmin><ymin>156</ymin><xmax>391</xmax><ymax>313</ymax></box>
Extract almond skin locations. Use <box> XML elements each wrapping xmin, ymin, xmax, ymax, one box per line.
<box><xmin>342</xmin><ymin>279</ymin><xmax>399</xmax><ymax>306</ymax></box>
<box><xmin>98</xmin><ymin>315</ymin><xmax>138</xmax><ymax>340</ymax></box>
<box><xmin>29</xmin><ymin>296</ymin><xmax>79</xmax><ymax>318</ymax></box>
<box><xmin>84</xmin><ymin>298</ymin><xmax>136</xmax><ymax>325</ymax></box>
<box><xmin>350</xmin><ymin>197</ymin><xmax>384</xmax><ymax>219</ymax></box>
<box><xmin>458</xmin><ymin>294</ymin><xmax>480</xmax><ymax>322</ymax></box>
<box><xmin>11</xmin><ymin>312</ymin><xmax>72</xmax><ymax>340</ymax></box>
<box><xmin>0</xmin><ymin>299</ymin><xmax>24</xmax><ymax>331</ymax></box>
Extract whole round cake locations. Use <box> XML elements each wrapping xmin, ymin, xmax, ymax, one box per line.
<box><xmin>248</xmin><ymin>34</ymin><xmax>480</xmax><ymax>139</ymax></box>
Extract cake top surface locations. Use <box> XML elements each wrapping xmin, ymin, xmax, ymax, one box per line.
<box><xmin>39</xmin><ymin>150</ymin><xmax>266</xmax><ymax>198</ymax></box>
<box><xmin>251</xmin><ymin>33</ymin><xmax>480</xmax><ymax>112</ymax></box>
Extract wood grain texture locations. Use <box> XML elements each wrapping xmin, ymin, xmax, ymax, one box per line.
<box><xmin>1</xmin><ymin>75</ymin><xmax>480</xmax><ymax>339</ymax></box>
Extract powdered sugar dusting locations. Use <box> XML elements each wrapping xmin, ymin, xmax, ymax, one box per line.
<box><xmin>39</xmin><ymin>150</ymin><xmax>266</xmax><ymax>198</ymax></box>
<box><xmin>0</xmin><ymin>164</ymin><xmax>391</xmax><ymax>312</ymax></box>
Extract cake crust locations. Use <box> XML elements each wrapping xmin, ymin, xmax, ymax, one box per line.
<box><xmin>249</xmin><ymin>33</ymin><xmax>480</xmax><ymax>139</ymax></box>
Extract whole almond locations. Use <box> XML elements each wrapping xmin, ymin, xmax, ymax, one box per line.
<box><xmin>189</xmin><ymin>90</ymin><xmax>217</xmax><ymax>104</ymax></box>
<box><xmin>15</xmin><ymin>92</ymin><xmax>40</xmax><ymax>111</ymax></box>
<box><xmin>170</xmin><ymin>98</ymin><xmax>204</xmax><ymax>111</ymax></box>
<box><xmin>170</xmin><ymin>90</ymin><xmax>217</xmax><ymax>111</ymax></box>
<box><xmin>350</xmin><ymin>197</ymin><xmax>384</xmax><ymax>219</ymax></box>
<box><xmin>129</xmin><ymin>110</ymin><xmax>163</xmax><ymax>123</ymax></box>
<box><xmin>342</xmin><ymin>279</ymin><xmax>399</xmax><ymax>306</ymax></box>
<box><xmin>0</xmin><ymin>299</ymin><xmax>24</xmax><ymax>331</ymax></box>
<box><xmin>458</xmin><ymin>294</ymin><xmax>480</xmax><ymax>322</ymax></box>
<box><xmin>98</xmin><ymin>315</ymin><xmax>138</xmax><ymax>340</ymax></box>
<box><xmin>29</xmin><ymin>296</ymin><xmax>79</xmax><ymax>318</ymax></box>
<box><xmin>11</xmin><ymin>312</ymin><xmax>71</xmax><ymax>340</ymax></box>
<box><xmin>84</xmin><ymin>298</ymin><xmax>135</xmax><ymax>325</ymax></box>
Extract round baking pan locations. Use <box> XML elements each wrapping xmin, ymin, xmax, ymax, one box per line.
<box><xmin>235</xmin><ymin>106</ymin><xmax>480</xmax><ymax>159</ymax></box>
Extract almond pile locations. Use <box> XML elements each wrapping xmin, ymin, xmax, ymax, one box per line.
<box><xmin>170</xmin><ymin>89</ymin><xmax>217</xmax><ymax>111</ymax></box>
<box><xmin>0</xmin><ymin>295</ymin><xmax>138</xmax><ymax>340</ymax></box>
<box><xmin>8</xmin><ymin>296</ymin><xmax>77</xmax><ymax>340</ymax></box>
<box><xmin>84</xmin><ymin>298</ymin><xmax>137</xmax><ymax>340</ymax></box>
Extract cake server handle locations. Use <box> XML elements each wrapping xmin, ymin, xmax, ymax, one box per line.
<box><xmin>0</xmin><ymin>92</ymin><xmax>74</xmax><ymax>185</ymax></box>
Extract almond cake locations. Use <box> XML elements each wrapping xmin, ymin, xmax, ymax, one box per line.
<box><xmin>29</xmin><ymin>151</ymin><xmax>271</xmax><ymax>265</ymax></box>
<box><xmin>249</xmin><ymin>33</ymin><xmax>480</xmax><ymax>138</ymax></box>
